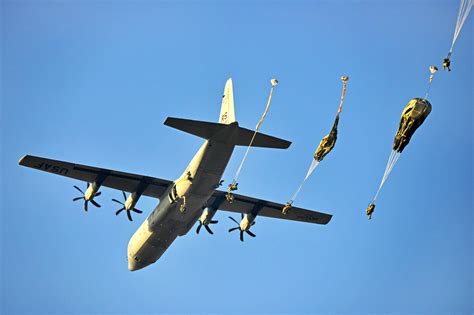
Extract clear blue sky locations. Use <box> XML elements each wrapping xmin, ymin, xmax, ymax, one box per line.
<box><xmin>1</xmin><ymin>1</ymin><xmax>472</xmax><ymax>314</ymax></box>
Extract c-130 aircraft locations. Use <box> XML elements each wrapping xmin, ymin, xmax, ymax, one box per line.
<box><xmin>19</xmin><ymin>78</ymin><xmax>332</xmax><ymax>271</ymax></box>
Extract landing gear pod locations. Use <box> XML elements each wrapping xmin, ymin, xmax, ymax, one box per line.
<box><xmin>393</xmin><ymin>98</ymin><xmax>432</xmax><ymax>153</ymax></box>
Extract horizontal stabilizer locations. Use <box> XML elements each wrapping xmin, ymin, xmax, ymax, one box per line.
<box><xmin>164</xmin><ymin>117</ymin><xmax>221</xmax><ymax>139</ymax></box>
<box><xmin>164</xmin><ymin>117</ymin><xmax>291</xmax><ymax>149</ymax></box>
<box><xmin>236</xmin><ymin>126</ymin><xmax>291</xmax><ymax>149</ymax></box>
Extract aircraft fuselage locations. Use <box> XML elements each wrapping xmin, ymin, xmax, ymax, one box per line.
<box><xmin>127</xmin><ymin>123</ymin><xmax>239</xmax><ymax>271</ymax></box>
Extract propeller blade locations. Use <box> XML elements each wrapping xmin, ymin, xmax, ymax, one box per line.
<box><xmin>94</xmin><ymin>191</ymin><xmax>102</xmax><ymax>197</ymax></box>
<box><xmin>73</xmin><ymin>185</ymin><xmax>84</xmax><ymax>194</ymax></box>
<box><xmin>204</xmin><ymin>225</ymin><xmax>214</xmax><ymax>235</ymax></box>
<box><xmin>90</xmin><ymin>199</ymin><xmax>101</xmax><ymax>208</ymax></box>
<box><xmin>73</xmin><ymin>197</ymin><xmax>84</xmax><ymax>202</ymax></box>
<box><xmin>246</xmin><ymin>230</ymin><xmax>256</xmax><ymax>237</ymax></box>
<box><xmin>241</xmin><ymin>213</ymin><xmax>244</xmax><ymax>220</ymax></box>
<box><xmin>196</xmin><ymin>224</ymin><xmax>202</xmax><ymax>234</ymax></box>
<box><xmin>84</xmin><ymin>200</ymin><xmax>89</xmax><ymax>212</ymax></box>
<box><xmin>126</xmin><ymin>210</ymin><xmax>133</xmax><ymax>222</ymax></box>
<box><xmin>251</xmin><ymin>221</ymin><xmax>256</xmax><ymax>226</ymax></box>
<box><xmin>115</xmin><ymin>207</ymin><xmax>125</xmax><ymax>215</ymax></box>
<box><xmin>228</xmin><ymin>227</ymin><xmax>240</xmax><ymax>232</ymax></box>
<box><xmin>112</xmin><ymin>199</ymin><xmax>124</xmax><ymax>205</ymax></box>
<box><xmin>228</xmin><ymin>216</ymin><xmax>239</xmax><ymax>225</ymax></box>
<box><xmin>240</xmin><ymin>230</ymin><xmax>244</xmax><ymax>242</ymax></box>
<box><xmin>122</xmin><ymin>191</ymin><xmax>127</xmax><ymax>201</ymax></box>
<box><xmin>132</xmin><ymin>208</ymin><xmax>142</xmax><ymax>214</ymax></box>
<box><xmin>210</xmin><ymin>220</ymin><xmax>218</xmax><ymax>224</ymax></box>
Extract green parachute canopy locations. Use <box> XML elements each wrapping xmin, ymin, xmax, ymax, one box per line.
<box><xmin>314</xmin><ymin>114</ymin><xmax>339</xmax><ymax>162</ymax></box>
<box><xmin>393</xmin><ymin>98</ymin><xmax>432</xmax><ymax>153</ymax></box>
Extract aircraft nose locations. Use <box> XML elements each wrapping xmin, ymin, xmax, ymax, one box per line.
<box><xmin>128</xmin><ymin>257</ymin><xmax>145</xmax><ymax>271</ymax></box>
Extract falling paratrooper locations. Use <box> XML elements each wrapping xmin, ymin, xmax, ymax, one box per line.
<box><xmin>443</xmin><ymin>0</ymin><xmax>473</xmax><ymax>72</ymax></box>
<box><xmin>366</xmin><ymin>97</ymin><xmax>432</xmax><ymax>220</ymax></box>
<box><xmin>226</xmin><ymin>79</ymin><xmax>279</xmax><ymax>203</ymax></box>
<box><xmin>282</xmin><ymin>75</ymin><xmax>349</xmax><ymax>215</ymax></box>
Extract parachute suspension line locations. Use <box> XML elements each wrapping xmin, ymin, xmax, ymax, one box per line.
<box><xmin>232</xmin><ymin>79</ymin><xmax>278</xmax><ymax>184</ymax></box>
<box><xmin>231</xmin><ymin>130</ymin><xmax>258</xmax><ymax>186</ymax></box>
<box><xmin>288</xmin><ymin>159</ymin><xmax>320</xmax><ymax>204</ymax></box>
<box><xmin>372</xmin><ymin>150</ymin><xmax>401</xmax><ymax>203</ymax></box>
<box><xmin>289</xmin><ymin>183</ymin><xmax>305</xmax><ymax>206</ymax></box>
<box><xmin>374</xmin><ymin>151</ymin><xmax>398</xmax><ymax>202</ymax></box>
<box><xmin>425</xmin><ymin>82</ymin><xmax>432</xmax><ymax>99</ymax></box>
<box><xmin>226</xmin><ymin>79</ymin><xmax>279</xmax><ymax>201</ymax></box>
<box><xmin>375</xmin><ymin>150</ymin><xmax>395</xmax><ymax>198</ymax></box>
<box><xmin>450</xmin><ymin>0</ymin><xmax>474</xmax><ymax>54</ymax></box>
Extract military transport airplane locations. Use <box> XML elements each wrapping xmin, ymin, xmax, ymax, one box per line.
<box><xmin>19</xmin><ymin>78</ymin><xmax>332</xmax><ymax>271</ymax></box>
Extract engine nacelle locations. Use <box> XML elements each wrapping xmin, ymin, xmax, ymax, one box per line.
<box><xmin>240</xmin><ymin>213</ymin><xmax>256</xmax><ymax>231</ymax></box>
<box><xmin>199</xmin><ymin>207</ymin><xmax>217</xmax><ymax>225</ymax></box>
<box><xmin>125</xmin><ymin>192</ymin><xmax>141</xmax><ymax>210</ymax></box>
<box><xmin>84</xmin><ymin>182</ymin><xmax>101</xmax><ymax>201</ymax></box>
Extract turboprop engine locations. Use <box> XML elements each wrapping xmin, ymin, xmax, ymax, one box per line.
<box><xmin>196</xmin><ymin>207</ymin><xmax>218</xmax><ymax>235</ymax></box>
<box><xmin>228</xmin><ymin>213</ymin><xmax>256</xmax><ymax>242</ymax></box>
<box><xmin>73</xmin><ymin>182</ymin><xmax>102</xmax><ymax>211</ymax></box>
<box><xmin>112</xmin><ymin>191</ymin><xmax>143</xmax><ymax>222</ymax></box>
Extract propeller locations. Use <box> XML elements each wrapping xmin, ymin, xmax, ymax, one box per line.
<box><xmin>228</xmin><ymin>213</ymin><xmax>256</xmax><ymax>242</ymax></box>
<box><xmin>112</xmin><ymin>191</ymin><xmax>143</xmax><ymax>222</ymax></box>
<box><xmin>72</xmin><ymin>183</ymin><xmax>101</xmax><ymax>211</ymax></box>
<box><xmin>196</xmin><ymin>219</ymin><xmax>219</xmax><ymax>235</ymax></box>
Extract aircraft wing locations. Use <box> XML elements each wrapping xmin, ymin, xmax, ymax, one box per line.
<box><xmin>18</xmin><ymin>155</ymin><xmax>172</xmax><ymax>199</ymax></box>
<box><xmin>208</xmin><ymin>190</ymin><xmax>332</xmax><ymax>225</ymax></box>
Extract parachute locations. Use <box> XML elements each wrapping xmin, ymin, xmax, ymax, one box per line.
<box><xmin>312</xmin><ymin>76</ymin><xmax>349</xmax><ymax>162</ymax></box>
<box><xmin>282</xmin><ymin>76</ymin><xmax>349</xmax><ymax>215</ymax></box>
<box><xmin>365</xmin><ymin>1</ymin><xmax>471</xmax><ymax>220</ymax></box>
<box><xmin>392</xmin><ymin>98</ymin><xmax>432</xmax><ymax>153</ymax></box>
<box><xmin>226</xmin><ymin>79</ymin><xmax>279</xmax><ymax>203</ymax></box>
<box><xmin>367</xmin><ymin>98</ymin><xmax>432</xmax><ymax>219</ymax></box>
<box><xmin>444</xmin><ymin>0</ymin><xmax>473</xmax><ymax>71</ymax></box>
<box><xmin>314</xmin><ymin>114</ymin><xmax>339</xmax><ymax>162</ymax></box>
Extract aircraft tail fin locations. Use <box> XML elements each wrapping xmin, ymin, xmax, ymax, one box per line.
<box><xmin>219</xmin><ymin>78</ymin><xmax>235</xmax><ymax>124</ymax></box>
<box><xmin>164</xmin><ymin>117</ymin><xmax>291</xmax><ymax>149</ymax></box>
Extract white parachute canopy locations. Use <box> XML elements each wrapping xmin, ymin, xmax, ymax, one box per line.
<box><xmin>426</xmin><ymin>65</ymin><xmax>439</xmax><ymax>98</ymax></box>
<box><xmin>450</xmin><ymin>0</ymin><xmax>474</xmax><ymax>54</ymax></box>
